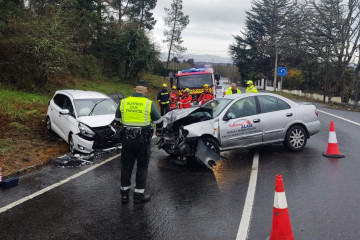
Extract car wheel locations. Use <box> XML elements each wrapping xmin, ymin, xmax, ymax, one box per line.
<box><xmin>69</xmin><ymin>134</ymin><xmax>76</xmax><ymax>154</ymax></box>
<box><xmin>202</xmin><ymin>137</ymin><xmax>220</xmax><ymax>154</ymax></box>
<box><xmin>46</xmin><ymin>116</ymin><xmax>52</xmax><ymax>132</ymax></box>
<box><xmin>284</xmin><ymin>125</ymin><xmax>307</xmax><ymax>152</ymax></box>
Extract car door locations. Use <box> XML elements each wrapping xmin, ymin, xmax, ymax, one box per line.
<box><xmin>219</xmin><ymin>96</ymin><xmax>263</xmax><ymax>149</ymax></box>
<box><xmin>257</xmin><ymin>95</ymin><xmax>295</xmax><ymax>142</ymax></box>
<box><xmin>57</xmin><ymin>96</ymin><xmax>78</xmax><ymax>142</ymax></box>
<box><xmin>50</xmin><ymin>93</ymin><xmax>66</xmax><ymax>138</ymax></box>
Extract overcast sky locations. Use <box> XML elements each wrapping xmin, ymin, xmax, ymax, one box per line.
<box><xmin>150</xmin><ymin>0</ymin><xmax>252</xmax><ymax>58</ymax></box>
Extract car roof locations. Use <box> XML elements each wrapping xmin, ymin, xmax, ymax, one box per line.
<box><xmin>55</xmin><ymin>90</ymin><xmax>109</xmax><ymax>100</ymax></box>
<box><xmin>222</xmin><ymin>92</ymin><xmax>294</xmax><ymax>101</ymax></box>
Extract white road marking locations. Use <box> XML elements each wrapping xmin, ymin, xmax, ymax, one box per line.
<box><xmin>236</xmin><ymin>150</ymin><xmax>259</xmax><ymax>240</ymax></box>
<box><xmin>0</xmin><ymin>154</ymin><xmax>121</xmax><ymax>214</ymax></box>
<box><xmin>318</xmin><ymin>110</ymin><xmax>360</xmax><ymax>127</ymax></box>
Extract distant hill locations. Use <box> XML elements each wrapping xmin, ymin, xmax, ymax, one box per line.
<box><xmin>160</xmin><ymin>52</ymin><xmax>232</xmax><ymax>64</ymax></box>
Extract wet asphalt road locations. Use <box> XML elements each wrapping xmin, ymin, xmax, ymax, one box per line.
<box><xmin>1</xmin><ymin>80</ymin><xmax>360</xmax><ymax>239</ymax></box>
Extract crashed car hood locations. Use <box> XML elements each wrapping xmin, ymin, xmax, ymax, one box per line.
<box><xmin>77</xmin><ymin>114</ymin><xmax>114</xmax><ymax>128</ymax></box>
<box><xmin>163</xmin><ymin>107</ymin><xmax>212</xmax><ymax>126</ymax></box>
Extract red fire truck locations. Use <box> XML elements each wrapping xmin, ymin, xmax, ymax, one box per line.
<box><xmin>175</xmin><ymin>68</ymin><xmax>220</xmax><ymax>105</ymax></box>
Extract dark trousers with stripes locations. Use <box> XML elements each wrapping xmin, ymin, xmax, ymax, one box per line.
<box><xmin>160</xmin><ymin>104</ymin><xmax>169</xmax><ymax>116</ymax></box>
<box><xmin>121</xmin><ymin>138</ymin><xmax>151</xmax><ymax>190</ymax></box>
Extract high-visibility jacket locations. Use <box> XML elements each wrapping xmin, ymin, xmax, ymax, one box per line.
<box><xmin>198</xmin><ymin>92</ymin><xmax>214</xmax><ymax>105</ymax></box>
<box><xmin>157</xmin><ymin>89</ymin><xmax>170</xmax><ymax>105</ymax></box>
<box><xmin>225</xmin><ymin>87</ymin><xmax>241</xmax><ymax>95</ymax></box>
<box><xmin>170</xmin><ymin>92</ymin><xmax>178</xmax><ymax>110</ymax></box>
<box><xmin>120</xmin><ymin>96</ymin><xmax>152</xmax><ymax>127</ymax></box>
<box><xmin>246</xmin><ymin>85</ymin><xmax>258</xmax><ymax>93</ymax></box>
<box><xmin>179</xmin><ymin>95</ymin><xmax>192</xmax><ymax>109</ymax></box>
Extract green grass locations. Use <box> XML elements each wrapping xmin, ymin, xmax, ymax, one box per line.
<box><xmin>0</xmin><ymin>140</ymin><xmax>11</xmax><ymax>155</ymax></box>
<box><xmin>0</xmin><ymin>74</ymin><xmax>168</xmax><ymax>123</ymax></box>
<box><xmin>9</xmin><ymin>122</ymin><xmax>31</xmax><ymax>131</ymax></box>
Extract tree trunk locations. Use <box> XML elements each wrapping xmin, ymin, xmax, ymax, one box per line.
<box><xmin>139</xmin><ymin>0</ymin><xmax>145</xmax><ymax>29</ymax></box>
<box><xmin>165</xmin><ymin>7</ymin><xmax>178</xmax><ymax>73</ymax></box>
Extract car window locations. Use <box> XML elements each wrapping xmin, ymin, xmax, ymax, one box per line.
<box><xmin>74</xmin><ymin>98</ymin><xmax>117</xmax><ymax>116</ymax></box>
<box><xmin>53</xmin><ymin>94</ymin><xmax>66</xmax><ymax>108</ymax></box>
<box><xmin>277</xmin><ymin>98</ymin><xmax>291</xmax><ymax>110</ymax></box>
<box><xmin>227</xmin><ymin>96</ymin><xmax>257</xmax><ymax>119</ymax></box>
<box><xmin>201</xmin><ymin>98</ymin><xmax>232</xmax><ymax>118</ymax></box>
<box><xmin>258</xmin><ymin>95</ymin><xmax>279</xmax><ymax>113</ymax></box>
<box><xmin>63</xmin><ymin>96</ymin><xmax>75</xmax><ymax>117</ymax></box>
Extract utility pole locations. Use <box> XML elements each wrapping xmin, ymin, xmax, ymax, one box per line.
<box><xmin>273</xmin><ymin>45</ymin><xmax>278</xmax><ymax>91</ymax></box>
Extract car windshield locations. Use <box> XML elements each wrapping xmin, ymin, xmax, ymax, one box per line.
<box><xmin>74</xmin><ymin>98</ymin><xmax>117</xmax><ymax>116</ymax></box>
<box><xmin>178</xmin><ymin>74</ymin><xmax>212</xmax><ymax>89</ymax></box>
<box><xmin>201</xmin><ymin>98</ymin><xmax>232</xmax><ymax>118</ymax></box>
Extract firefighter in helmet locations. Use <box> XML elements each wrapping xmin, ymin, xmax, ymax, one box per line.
<box><xmin>179</xmin><ymin>88</ymin><xmax>192</xmax><ymax>109</ymax></box>
<box><xmin>170</xmin><ymin>86</ymin><xmax>178</xmax><ymax>111</ymax></box>
<box><xmin>198</xmin><ymin>84</ymin><xmax>214</xmax><ymax>105</ymax></box>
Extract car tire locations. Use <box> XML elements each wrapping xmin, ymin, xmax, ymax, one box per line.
<box><xmin>69</xmin><ymin>134</ymin><xmax>76</xmax><ymax>154</ymax></box>
<box><xmin>202</xmin><ymin>137</ymin><xmax>220</xmax><ymax>154</ymax></box>
<box><xmin>46</xmin><ymin>116</ymin><xmax>52</xmax><ymax>132</ymax></box>
<box><xmin>284</xmin><ymin>125</ymin><xmax>307</xmax><ymax>152</ymax></box>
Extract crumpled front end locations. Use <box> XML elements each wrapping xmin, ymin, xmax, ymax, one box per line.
<box><xmin>157</xmin><ymin>107</ymin><xmax>226</xmax><ymax>169</ymax></box>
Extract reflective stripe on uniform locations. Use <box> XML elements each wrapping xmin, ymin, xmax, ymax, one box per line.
<box><xmin>144</xmin><ymin>99</ymin><xmax>150</xmax><ymax>123</ymax></box>
<box><xmin>153</xmin><ymin>117</ymin><xmax>163</xmax><ymax>124</ymax></box>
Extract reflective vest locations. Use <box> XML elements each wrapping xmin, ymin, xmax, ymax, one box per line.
<box><xmin>246</xmin><ymin>85</ymin><xmax>258</xmax><ymax>93</ymax></box>
<box><xmin>198</xmin><ymin>92</ymin><xmax>214</xmax><ymax>105</ymax></box>
<box><xmin>225</xmin><ymin>87</ymin><xmax>241</xmax><ymax>95</ymax></box>
<box><xmin>120</xmin><ymin>96</ymin><xmax>152</xmax><ymax>127</ymax></box>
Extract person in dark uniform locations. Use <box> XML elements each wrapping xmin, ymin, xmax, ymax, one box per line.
<box><xmin>157</xmin><ymin>83</ymin><xmax>170</xmax><ymax>116</ymax></box>
<box><xmin>114</xmin><ymin>80</ymin><xmax>163</xmax><ymax>204</ymax></box>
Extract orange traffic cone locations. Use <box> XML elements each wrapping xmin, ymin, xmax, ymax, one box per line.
<box><xmin>270</xmin><ymin>174</ymin><xmax>294</xmax><ymax>240</ymax></box>
<box><xmin>322</xmin><ymin>121</ymin><xmax>344</xmax><ymax>158</ymax></box>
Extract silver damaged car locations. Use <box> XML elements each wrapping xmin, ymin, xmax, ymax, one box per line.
<box><xmin>156</xmin><ymin>93</ymin><xmax>320</xmax><ymax>169</ymax></box>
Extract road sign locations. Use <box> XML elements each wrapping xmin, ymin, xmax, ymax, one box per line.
<box><xmin>277</xmin><ymin>67</ymin><xmax>287</xmax><ymax>77</ymax></box>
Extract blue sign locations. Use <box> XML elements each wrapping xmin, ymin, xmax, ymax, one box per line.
<box><xmin>277</xmin><ymin>67</ymin><xmax>287</xmax><ymax>77</ymax></box>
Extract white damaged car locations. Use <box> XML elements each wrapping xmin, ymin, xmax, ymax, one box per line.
<box><xmin>156</xmin><ymin>93</ymin><xmax>320</xmax><ymax>169</ymax></box>
<box><xmin>46</xmin><ymin>90</ymin><xmax>120</xmax><ymax>154</ymax></box>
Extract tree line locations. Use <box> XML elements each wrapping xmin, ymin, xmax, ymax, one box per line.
<box><xmin>0</xmin><ymin>0</ymin><xmax>189</xmax><ymax>92</ymax></box>
<box><xmin>230</xmin><ymin>0</ymin><xmax>360</xmax><ymax>103</ymax></box>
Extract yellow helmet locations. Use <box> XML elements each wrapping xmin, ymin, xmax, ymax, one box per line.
<box><xmin>203</xmin><ymin>84</ymin><xmax>209</xmax><ymax>88</ymax></box>
<box><xmin>162</xmin><ymin>83</ymin><xmax>168</xmax><ymax>87</ymax></box>
<box><xmin>185</xmin><ymin>88</ymin><xmax>190</xmax><ymax>93</ymax></box>
<box><xmin>246</xmin><ymin>80</ymin><xmax>253</xmax><ymax>85</ymax></box>
<box><xmin>172</xmin><ymin>86</ymin><xmax>177</xmax><ymax>89</ymax></box>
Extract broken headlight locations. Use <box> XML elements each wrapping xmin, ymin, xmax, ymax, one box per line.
<box><xmin>79</xmin><ymin>123</ymin><xmax>95</xmax><ymax>139</ymax></box>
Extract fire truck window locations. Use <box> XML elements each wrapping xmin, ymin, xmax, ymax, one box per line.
<box><xmin>178</xmin><ymin>74</ymin><xmax>212</xmax><ymax>89</ymax></box>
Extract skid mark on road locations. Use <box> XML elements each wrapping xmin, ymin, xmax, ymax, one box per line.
<box><xmin>318</xmin><ymin>110</ymin><xmax>360</xmax><ymax>127</ymax></box>
<box><xmin>0</xmin><ymin>154</ymin><xmax>121</xmax><ymax>214</ymax></box>
<box><xmin>236</xmin><ymin>150</ymin><xmax>259</xmax><ymax>240</ymax></box>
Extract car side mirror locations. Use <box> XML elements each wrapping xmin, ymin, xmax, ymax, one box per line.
<box><xmin>223</xmin><ymin>112</ymin><xmax>233</xmax><ymax>121</ymax></box>
<box><xmin>60</xmin><ymin>109</ymin><xmax>70</xmax><ymax>115</ymax></box>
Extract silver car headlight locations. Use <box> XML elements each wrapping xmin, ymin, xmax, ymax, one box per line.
<box><xmin>78</xmin><ymin>123</ymin><xmax>95</xmax><ymax>138</ymax></box>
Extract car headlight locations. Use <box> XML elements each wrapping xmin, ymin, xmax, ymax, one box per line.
<box><xmin>78</xmin><ymin>123</ymin><xmax>95</xmax><ymax>138</ymax></box>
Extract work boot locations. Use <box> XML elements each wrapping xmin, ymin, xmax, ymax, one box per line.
<box><xmin>134</xmin><ymin>192</ymin><xmax>151</xmax><ymax>204</ymax></box>
<box><xmin>120</xmin><ymin>189</ymin><xmax>130</xmax><ymax>204</ymax></box>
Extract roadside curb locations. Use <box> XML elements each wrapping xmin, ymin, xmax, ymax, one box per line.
<box><xmin>3</xmin><ymin>159</ymin><xmax>53</xmax><ymax>179</ymax></box>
